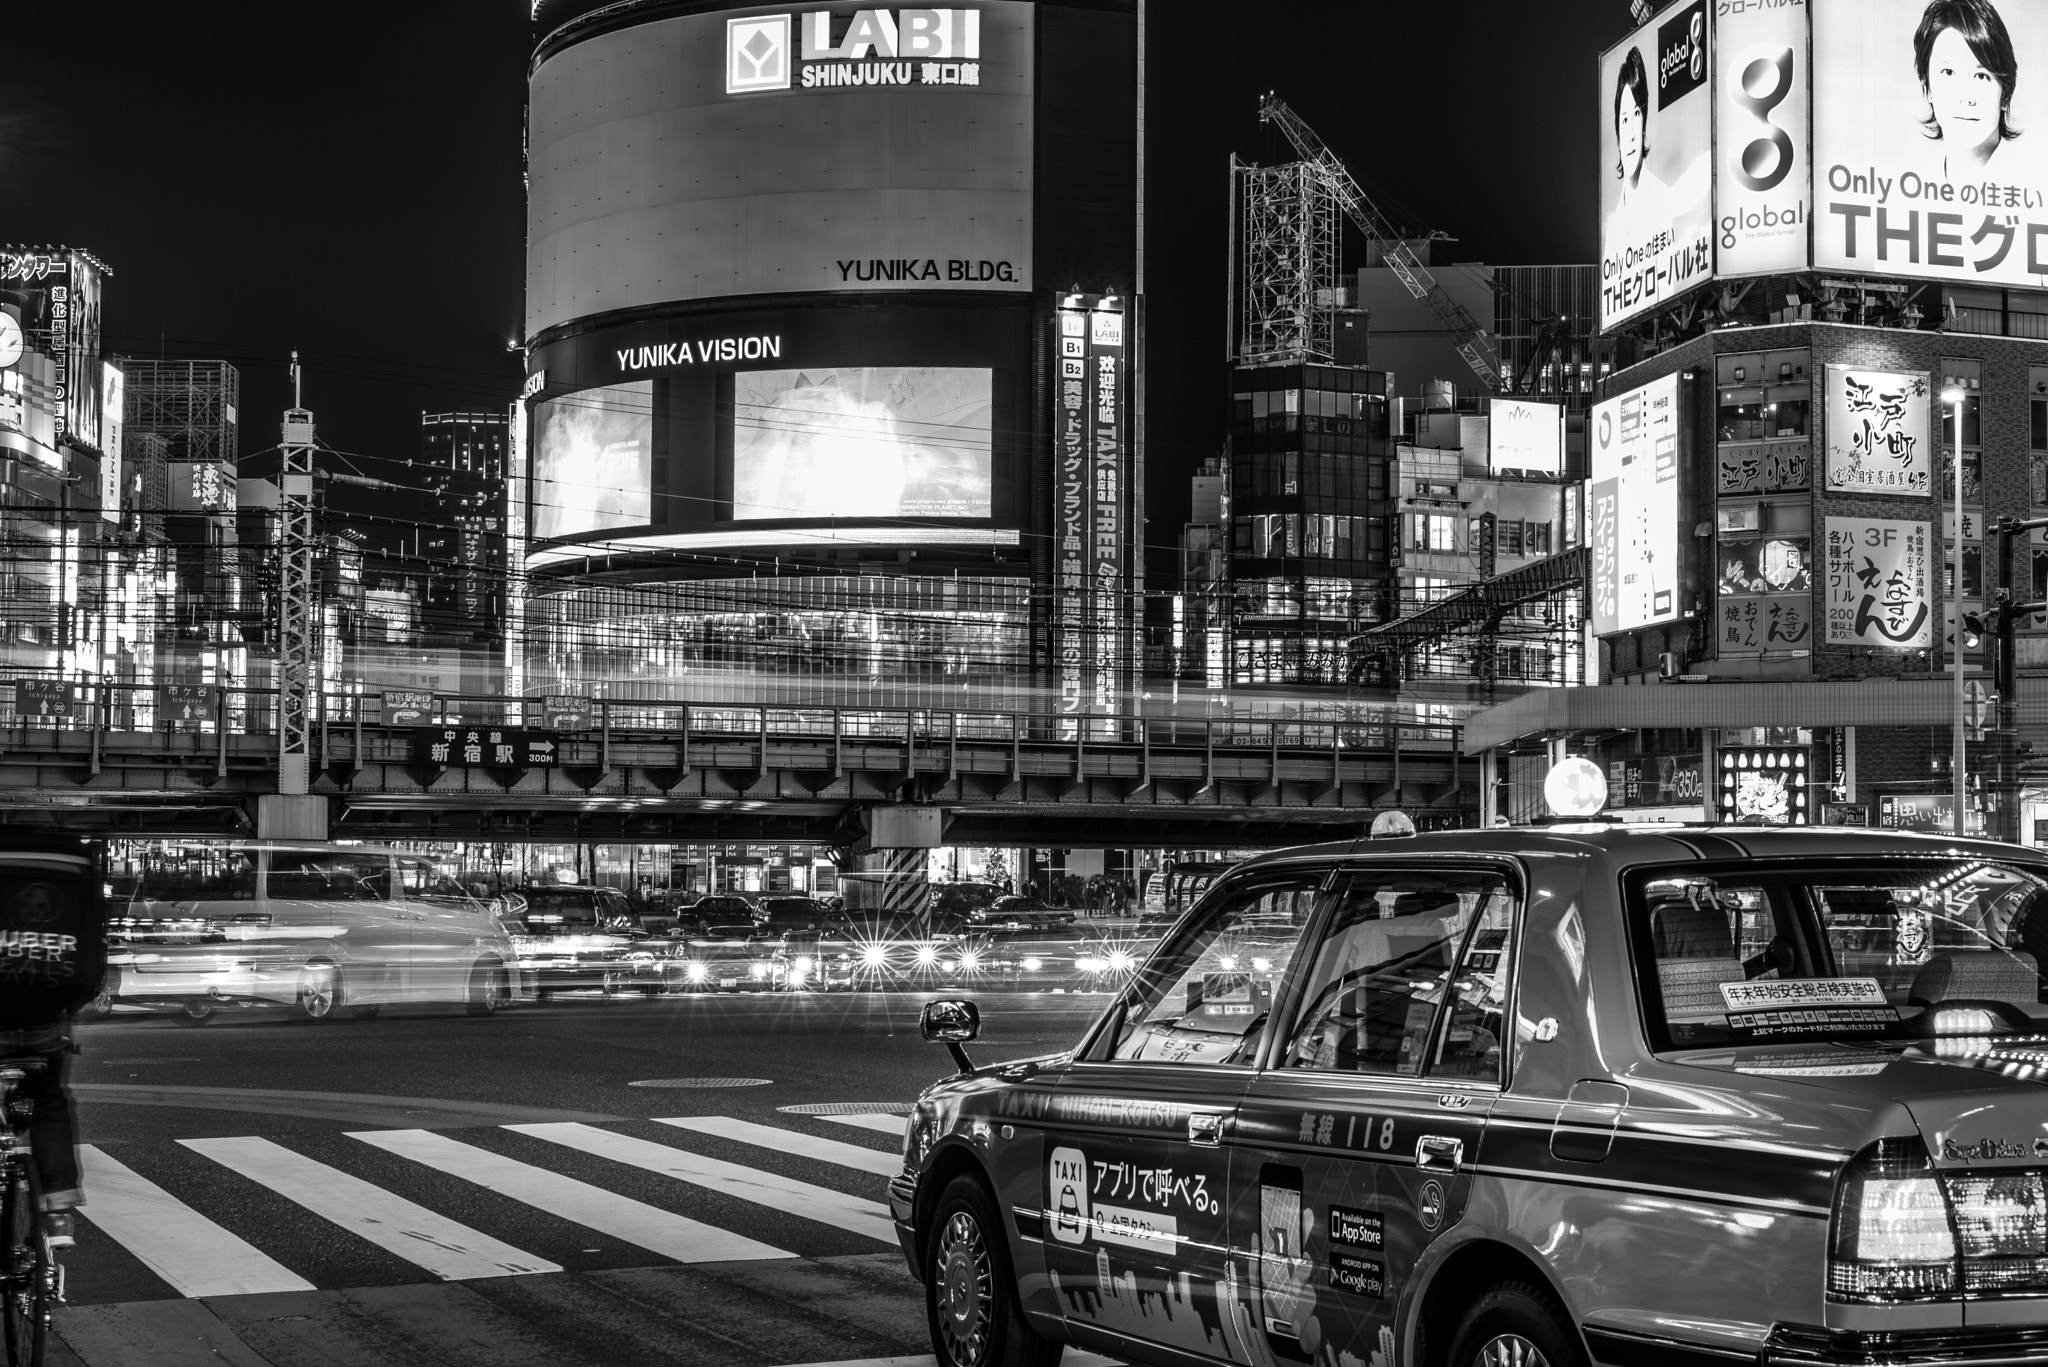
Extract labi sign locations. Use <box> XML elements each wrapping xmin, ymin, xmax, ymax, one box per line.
<box><xmin>727</xmin><ymin>9</ymin><xmax>986</xmax><ymax>95</ymax></box>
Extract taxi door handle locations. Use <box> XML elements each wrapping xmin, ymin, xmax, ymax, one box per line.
<box><xmin>1415</xmin><ymin>1134</ymin><xmax>1464</xmax><ymax>1174</ymax></box>
<box><xmin>1188</xmin><ymin>1112</ymin><xmax>1226</xmax><ymax>1147</ymax></box>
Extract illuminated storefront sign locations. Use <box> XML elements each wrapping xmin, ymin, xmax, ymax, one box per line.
<box><xmin>616</xmin><ymin>336</ymin><xmax>783</xmax><ymax>373</ymax></box>
<box><xmin>100</xmin><ymin>363</ymin><xmax>123</xmax><ymax>524</ymax></box>
<box><xmin>1088</xmin><ymin>306</ymin><xmax>1126</xmax><ymax>728</ymax></box>
<box><xmin>1054</xmin><ymin>306</ymin><xmax>1086</xmax><ymax>735</ymax></box>
<box><xmin>1716</xmin><ymin>745</ymin><xmax>1811</xmax><ymax>824</ymax></box>
<box><xmin>1597</xmin><ymin>1</ymin><xmax>1712</xmax><ymax>328</ymax></box>
<box><xmin>1588</xmin><ymin>373</ymin><xmax>1682</xmax><ymax>635</ymax></box>
<box><xmin>728</xmin><ymin>9</ymin><xmax>985</xmax><ymax>95</ymax></box>
<box><xmin>168</xmin><ymin>462</ymin><xmax>233</xmax><ymax>512</ymax></box>
<box><xmin>1824</xmin><ymin>366</ymin><xmax>1931</xmax><ymax>495</ymax></box>
<box><xmin>1823</xmin><ymin>515</ymin><xmax>1933</xmax><ymax>648</ymax></box>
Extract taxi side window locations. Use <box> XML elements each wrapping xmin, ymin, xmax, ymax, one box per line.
<box><xmin>267</xmin><ymin>852</ymin><xmax>390</xmax><ymax>902</ymax></box>
<box><xmin>1279</xmin><ymin>868</ymin><xmax>1518</xmax><ymax>1081</ymax></box>
<box><xmin>1104</xmin><ymin>869</ymin><xmax>1327</xmax><ymax>1066</ymax></box>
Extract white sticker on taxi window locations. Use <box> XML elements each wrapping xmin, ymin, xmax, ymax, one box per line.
<box><xmin>1719</xmin><ymin>978</ymin><xmax>1887</xmax><ymax>1012</ymax></box>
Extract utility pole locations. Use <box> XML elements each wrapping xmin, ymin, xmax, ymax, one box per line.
<box><xmin>1993</xmin><ymin>515</ymin><xmax>2048</xmax><ymax>842</ymax></box>
<box><xmin>277</xmin><ymin>354</ymin><xmax>317</xmax><ymax>797</ymax></box>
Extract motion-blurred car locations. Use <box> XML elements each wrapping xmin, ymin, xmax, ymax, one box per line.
<box><xmin>510</xmin><ymin>884</ymin><xmax>660</xmax><ymax>997</ymax></box>
<box><xmin>109</xmin><ymin>844</ymin><xmax>525</xmax><ymax>1022</ymax></box>
<box><xmin>970</xmin><ymin>894</ymin><xmax>1075</xmax><ymax>931</ymax></box>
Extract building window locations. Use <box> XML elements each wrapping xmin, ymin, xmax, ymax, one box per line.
<box><xmin>1525</xmin><ymin>521</ymin><xmax>1553</xmax><ymax>555</ymax></box>
<box><xmin>1409</xmin><ymin>513</ymin><xmax>1457</xmax><ymax>552</ymax></box>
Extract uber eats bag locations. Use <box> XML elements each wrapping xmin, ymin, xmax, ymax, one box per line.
<box><xmin>0</xmin><ymin>850</ymin><xmax>108</xmax><ymax>1026</ymax></box>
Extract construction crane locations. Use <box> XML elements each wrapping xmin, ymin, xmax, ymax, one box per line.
<box><xmin>1258</xmin><ymin>93</ymin><xmax>1504</xmax><ymax>393</ymax></box>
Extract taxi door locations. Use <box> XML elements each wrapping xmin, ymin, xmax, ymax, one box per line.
<box><xmin>1041</xmin><ymin>863</ymin><xmax>1333</xmax><ymax>1365</ymax></box>
<box><xmin>396</xmin><ymin>857</ymin><xmax>492</xmax><ymax>1003</ymax></box>
<box><xmin>1225</xmin><ymin>862</ymin><xmax>1520</xmax><ymax>1367</ymax></box>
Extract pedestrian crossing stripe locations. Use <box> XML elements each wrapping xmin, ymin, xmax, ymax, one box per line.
<box><xmin>349</xmin><ymin>1128</ymin><xmax>794</xmax><ymax>1264</ymax></box>
<box><xmin>179</xmin><ymin>1136</ymin><xmax>561</xmax><ymax>1280</ymax></box>
<box><xmin>73</xmin><ymin>1110</ymin><xmax>911</xmax><ymax>1302</ymax></box>
<box><xmin>509</xmin><ymin>1122</ymin><xmax>898</xmax><ymax>1244</ymax></box>
<box><xmin>77</xmin><ymin>1145</ymin><xmax>314</xmax><ymax>1299</ymax></box>
<box><xmin>656</xmin><ymin>1115</ymin><xmax>903</xmax><ymax>1178</ymax></box>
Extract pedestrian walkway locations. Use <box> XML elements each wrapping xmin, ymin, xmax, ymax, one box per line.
<box><xmin>64</xmin><ymin>1105</ymin><xmax>911</xmax><ymax>1306</ymax></box>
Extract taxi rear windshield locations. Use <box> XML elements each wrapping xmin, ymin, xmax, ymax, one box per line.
<box><xmin>521</xmin><ymin>890</ymin><xmax>600</xmax><ymax>926</ymax></box>
<box><xmin>1632</xmin><ymin>858</ymin><xmax>2048</xmax><ymax>1049</ymax></box>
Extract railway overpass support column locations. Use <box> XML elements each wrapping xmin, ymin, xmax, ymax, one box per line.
<box><xmin>255</xmin><ymin>794</ymin><xmax>329</xmax><ymax>841</ymax></box>
<box><xmin>844</xmin><ymin>806</ymin><xmax>943</xmax><ymax>927</ymax></box>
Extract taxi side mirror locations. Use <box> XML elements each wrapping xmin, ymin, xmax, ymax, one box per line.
<box><xmin>920</xmin><ymin>998</ymin><xmax>981</xmax><ymax>1073</ymax></box>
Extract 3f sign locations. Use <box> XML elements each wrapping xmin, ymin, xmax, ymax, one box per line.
<box><xmin>1861</xmin><ymin>526</ymin><xmax>1901</xmax><ymax>548</ymax></box>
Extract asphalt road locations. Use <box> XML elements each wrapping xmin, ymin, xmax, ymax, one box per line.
<box><xmin>48</xmin><ymin>989</ymin><xmax>1117</xmax><ymax>1367</ymax></box>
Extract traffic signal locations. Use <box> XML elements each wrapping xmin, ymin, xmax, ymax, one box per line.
<box><xmin>1952</xmin><ymin>610</ymin><xmax>1988</xmax><ymax>649</ymax></box>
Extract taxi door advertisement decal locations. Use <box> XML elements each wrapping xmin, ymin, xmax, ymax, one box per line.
<box><xmin>1042</xmin><ymin>1138</ymin><xmax>1232</xmax><ymax>1359</ymax></box>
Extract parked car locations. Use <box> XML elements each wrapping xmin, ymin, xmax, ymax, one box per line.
<box><xmin>754</xmin><ymin>895</ymin><xmax>831</xmax><ymax>936</ymax></box>
<box><xmin>891</xmin><ymin>825</ymin><xmax>2048</xmax><ymax>1367</ymax></box>
<box><xmin>510</xmin><ymin>884</ymin><xmax>658</xmax><ymax>997</ymax></box>
<box><xmin>110</xmin><ymin>844</ymin><xmax>524</xmax><ymax>1022</ymax></box>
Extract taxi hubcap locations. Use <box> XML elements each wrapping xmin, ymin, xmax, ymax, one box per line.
<box><xmin>935</xmin><ymin>1210</ymin><xmax>989</xmax><ymax>1364</ymax></box>
<box><xmin>1477</xmin><ymin>1335</ymin><xmax>1550</xmax><ymax>1367</ymax></box>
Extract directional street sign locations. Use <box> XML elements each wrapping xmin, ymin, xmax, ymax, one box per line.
<box><xmin>383</xmin><ymin>690</ymin><xmax>437</xmax><ymax>726</ymax></box>
<box><xmin>413</xmin><ymin>726</ymin><xmax>560</xmax><ymax>768</ymax></box>
<box><xmin>160</xmin><ymin>684</ymin><xmax>219</xmax><ymax>726</ymax></box>
<box><xmin>540</xmin><ymin>694</ymin><xmax>592</xmax><ymax>730</ymax></box>
<box><xmin>10</xmin><ymin>680</ymin><xmax>90</xmax><ymax>721</ymax></box>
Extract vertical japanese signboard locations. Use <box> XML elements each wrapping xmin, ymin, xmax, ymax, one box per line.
<box><xmin>99</xmin><ymin>362</ymin><xmax>123</xmax><ymax>524</ymax></box>
<box><xmin>1824</xmin><ymin>515</ymin><xmax>1933</xmax><ymax>647</ymax></box>
<box><xmin>1824</xmin><ymin>366</ymin><xmax>1931</xmax><ymax>495</ymax></box>
<box><xmin>1589</xmin><ymin>373</ymin><xmax>1683</xmax><ymax>635</ymax></box>
<box><xmin>1715</xmin><ymin>0</ymin><xmax>1810</xmax><ymax>277</ymax></box>
<box><xmin>1087</xmin><ymin>306</ymin><xmax>1126</xmax><ymax>733</ymax></box>
<box><xmin>1053</xmin><ymin>307</ymin><xmax>1087</xmax><ymax>739</ymax></box>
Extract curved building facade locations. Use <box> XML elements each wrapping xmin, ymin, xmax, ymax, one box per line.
<box><xmin>519</xmin><ymin>0</ymin><xmax>1140</xmax><ymax>715</ymax></box>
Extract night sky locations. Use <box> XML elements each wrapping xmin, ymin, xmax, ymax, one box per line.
<box><xmin>4</xmin><ymin>1</ymin><xmax>1618</xmax><ymax>577</ymax></box>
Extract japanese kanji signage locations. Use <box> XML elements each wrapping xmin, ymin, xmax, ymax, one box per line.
<box><xmin>1824</xmin><ymin>516</ymin><xmax>1932</xmax><ymax>648</ymax></box>
<box><xmin>1720</xmin><ymin>594</ymin><xmax>1814</xmax><ymax>653</ymax></box>
<box><xmin>159</xmin><ymin>685</ymin><xmax>218</xmax><ymax>726</ymax></box>
<box><xmin>1589</xmin><ymin>373</ymin><xmax>1682</xmax><ymax>635</ymax></box>
<box><xmin>1717</xmin><ymin>440</ymin><xmax>1809</xmax><ymax>495</ymax></box>
<box><xmin>8</xmin><ymin>680</ymin><xmax>89</xmax><ymax>721</ymax></box>
<box><xmin>1824</xmin><ymin>366</ymin><xmax>1930</xmax><ymax>495</ymax></box>
<box><xmin>540</xmin><ymin>695</ymin><xmax>593</xmax><ymax>730</ymax></box>
<box><xmin>1052</xmin><ymin>306</ymin><xmax>1087</xmax><ymax>738</ymax></box>
<box><xmin>1086</xmin><ymin>306</ymin><xmax>1126</xmax><ymax>734</ymax></box>
<box><xmin>414</xmin><ymin>727</ymin><xmax>560</xmax><ymax>768</ymax></box>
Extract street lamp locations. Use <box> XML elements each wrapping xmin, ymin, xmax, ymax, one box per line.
<box><xmin>1943</xmin><ymin>382</ymin><xmax>1968</xmax><ymax>837</ymax></box>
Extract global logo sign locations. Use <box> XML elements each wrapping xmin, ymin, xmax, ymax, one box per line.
<box><xmin>727</xmin><ymin>15</ymin><xmax>792</xmax><ymax>94</ymax></box>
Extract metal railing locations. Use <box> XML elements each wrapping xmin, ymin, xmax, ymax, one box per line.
<box><xmin>0</xmin><ymin>679</ymin><xmax>1463</xmax><ymax>757</ymax></box>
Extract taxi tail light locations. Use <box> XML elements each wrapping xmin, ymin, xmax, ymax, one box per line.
<box><xmin>1947</xmin><ymin>1171</ymin><xmax>2048</xmax><ymax>1294</ymax></box>
<box><xmin>1829</xmin><ymin>1137</ymin><xmax>1959</xmax><ymax>1302</ymax></box>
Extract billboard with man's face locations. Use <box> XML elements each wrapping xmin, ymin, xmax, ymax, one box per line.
<box><xmin>1598</xmin><ymin>1</ymin><xmax>1714</xmax><ymax>329</ymax></box>
<box><xmin>1813</xmin><ymin>0</ymin><xmax>2048</xmax><ymax>287</ymax></box>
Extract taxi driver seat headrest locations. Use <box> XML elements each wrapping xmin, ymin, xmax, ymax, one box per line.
<box><xmin>1651</xmin><ymin>902</ymin><xmax>1736</xmax><ymax>960</ymax></box>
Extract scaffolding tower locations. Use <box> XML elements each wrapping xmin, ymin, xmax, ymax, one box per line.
<box><xmin>122</xmin><ymin>359</ymin><xmax>241</xmax><ymax>466</ymax></box>
<box><xmin>1232</xmin><ymin>157</ymin><xmax>1337</xmax><ymax>364</ymax></box>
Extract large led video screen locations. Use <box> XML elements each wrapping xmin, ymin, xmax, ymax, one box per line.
<box><xmin>531</xmin><ymin>381</ymin><xmax>653</xmax><ymax>541</ymax></box>
<box><xmin>1598</xmin><ymin>1</ymin><xmax>1713</xmax><ymax>329</ymax></box>
<box><xmin>731</xmin><ymin>367</ymin><xmax>992</xmax><ymax>520</ymax></box>
<box><xmin>1814</xmin><ymin>0</ymin><xmax>2048</xmax><ymax>288</ymax></box>
<box><xmin>525</xmin><ymin>3</ymin><xmax>1034</xmax><ymax>338</ymax></box>
<box><xmin>1589</xmin><ymin>373</ymin><xmax>1683</xmax><ymax>636</ymax></box>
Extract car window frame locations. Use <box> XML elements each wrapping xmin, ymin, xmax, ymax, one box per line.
<box><xmin>1619</xmin><ymin>852</ymin><xmax>2048</xmax><ymax>1054</ymax></box>
<box><xmin>1252</xmin><ymin>853</ymin><xmax>1528</xmax><ymax>1093</ymax></box>
<box><xmin>1072</xmin><ymin>858</ymin><xmax>1344</xmax><ymax>1070</ymax></box>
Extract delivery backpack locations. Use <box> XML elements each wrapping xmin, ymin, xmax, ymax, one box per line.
<box><xmin>0</xmin><ymin>840</ymin><xmax>108</xmax><ymax>1027</ymax></box>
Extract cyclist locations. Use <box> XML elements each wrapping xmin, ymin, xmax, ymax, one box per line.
<box><xmin>0</xmin><ymin>836</ymin><xmax>108</xmax><ymax>1251</ymax></box>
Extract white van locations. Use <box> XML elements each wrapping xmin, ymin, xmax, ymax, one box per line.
<box><xmin>107</xmin><ymin>843</ymin><xmax>527</xmax><ymax>1024</ymax></box>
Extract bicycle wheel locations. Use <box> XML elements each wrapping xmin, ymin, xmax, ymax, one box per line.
<box><xmin>2</xmin><ymin>1159</ymin><xmax>49</xmax><ymax>1367</ymax></box>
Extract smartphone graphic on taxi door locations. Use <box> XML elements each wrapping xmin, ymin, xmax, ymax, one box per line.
<box><xmin>1256</xmin><ymin>1165</ymin><xmax>1309</xmax><ymax>1359</ymax></box>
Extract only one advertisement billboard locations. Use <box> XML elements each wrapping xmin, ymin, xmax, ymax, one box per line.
<box><xmin>1814</xmin><ymin>0</ymin><xmax>2048</xmax><ymax>286</ymax></box>
<box><xmin>1589</xmin><ymin>373</ymin><xmax>1684</xmax><ymax>636</ymax></box>
<box><xmin>1716</xmin><ymin>0</ymin><xmax>1811</xmax><ymax>276</ymax></box>
<box><xmin>526</xmin><ymin>3</ymin><xmax>1033</xmax><ymax>337</ymax></box>
<box><xmin>730</xmin><ymin>366</ymin><xmax>991</xmax><ymax>520</ymax></box>
<box><xmin>1598</xmin><ymin>1</ymin><xmax>1713</xmax><ymax>329</ymax></box>
<box><xmin>1488</xmin><ymin>397</ymin><xmax>1564</xmax><ymax>474</ymax></box>
<box><xmin>531</xmin><ymin>381</ymin><xmax>654</xmax><ymax>542</ymax></box>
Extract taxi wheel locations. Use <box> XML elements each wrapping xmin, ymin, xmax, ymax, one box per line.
<box><xmin>1445</xmin><ymin>1281</ymin><xmax>1584</xmax><ymax>1367</ymax></box>
<box><xmin>294</xmin><ymin>963</ymin><xmax>342</xmax><ymax>1022</ymax></box>
<box><xmin>925</xmin><ymin>1175</ymin><xmax>1061</xmax><ymax>1367</ymax></box>
<box><xmin>85</xmin><ymin>970</ymin><xmax>119</xmax><ymax>1019</ymax></box>
<box><xmin>171</xmin><ymin>998</ymin><xmax>215</xmax><ymax>1026</ymax></box>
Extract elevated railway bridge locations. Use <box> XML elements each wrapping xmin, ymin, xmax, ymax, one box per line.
<box><xmin>0</xmin><ymin>685</ymin><xmax>1472</xmax><ymax>849</ymax></box>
